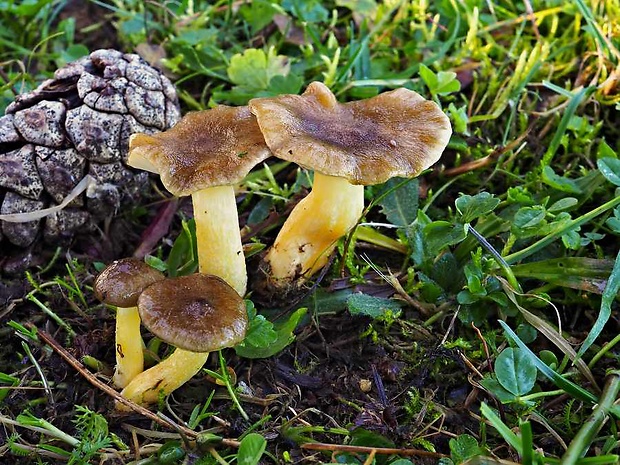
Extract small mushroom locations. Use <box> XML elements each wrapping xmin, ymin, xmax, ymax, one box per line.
<box><xmin>127</xmin><ymin>105</ymin><xmax>271</xmax><ymax>296</ymax></box>
<box><xmin>249</xmin><ymin>82</ymin><xmax>452</xmax><ymax>291</ymax></box>
<box><xmin>119</xmin><ymin>274</ymin><xmax>247</xmax><ymax>406</ymax></box>
<box><xmin>94</xmin><ymin>258</ymin><xmax>165</xmax><ymax>388</ymax></box>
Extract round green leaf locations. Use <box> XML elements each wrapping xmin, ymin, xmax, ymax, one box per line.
<box><xmin>513</xmin><ymin>206</ymin><xmax>546</xmax><ymax>229</ymax></box>
<box><xmin>455</xmin><ymin>192</ymin><xmax>500</xmax><ymax>223</ymax></box>
<box><xmin>495</xmin><ymin>347</ymin><xmax>537</xmax><ymax>396</ymax></box>
<box><xmin>237</xmin><ymin>433</ymin><xmax>267</xmax><ymax>465</ymax></box>
<box><xmin>539</xmin><ymin>350</ymin><xmax>558</xmax><ymax>370</ymax></box>
<box><xmin>449</xmin><ymin>433</ymin><xmax>483</xmax><ymax>463</ymax></box>
<box><xmin>548</xmin><ymin>197</ymin><xmax>578</xmax><ymax>213</ymax></box>
<box><xmin>598</xmin><ymin>157</ymin><xmax>620</xmax><ymax>187</ymax></box>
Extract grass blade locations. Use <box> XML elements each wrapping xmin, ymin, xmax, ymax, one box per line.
<box><xmin>561</xmin><ymin>371</ymin><xmax>620</xmax><ymax>465</ymax></box>
<box><xmin>577</xmin><ymin>250</ymin><xmax>620</xmax><ymax>359</ymax></box>
<box><xmin>541</xmin><ymin>86</ymin><xmax>595</xmax><ymax>166</ymax></box>
<box><xmin>511</xmin><ymin>257</ymin><xmax>612</xmax><ymax>294</ymax></box>
<box><xmin>504</xmin><ymin>195</ymin><xmax>620</xmax><ymax>264</ymax></box>
<box><xmin>480</xmin><ymin>402</ymin><xmax>522</xmax><ymax>454</ymax></box>
<box><xmin>519</xmin><ymin>420</ymin><xmax>534</xmax><ymax>465</ymax></box>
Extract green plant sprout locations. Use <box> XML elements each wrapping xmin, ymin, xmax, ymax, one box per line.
<box><xmin>1</xmin><ymin>406</ymin><xmax>125</xmax><ymax>464</ymax></box>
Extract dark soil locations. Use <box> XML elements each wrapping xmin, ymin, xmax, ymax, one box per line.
<box><xmin>1</xmin><ymin>280</ymin><xmax>480</xmax><ymax>463</ymax></box>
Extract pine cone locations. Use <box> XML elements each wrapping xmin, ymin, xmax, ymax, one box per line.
<box><xmin>0</xmin><ymin>49</ymin><xmax>180</xmax><ymax>270</ymax></box>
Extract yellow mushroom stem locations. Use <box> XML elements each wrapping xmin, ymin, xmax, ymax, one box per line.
<box><xmin>113</xmin><ymin>306</ymin><xmax>144</xmax><ymax>389</ymax></box>
<box><xmin>192</xmin><ymin>186</ymin><xmax>247</xmax><ymax>296</ymax></box>
<box><xmin>119</xmin><ymin>349</ymin><xmax>209</xmax><ymax>406</ymax></box>
<box><xmin>264</xmin><ymin>172</ymin><xmax>365</xmax><ymax>286</ymax></box>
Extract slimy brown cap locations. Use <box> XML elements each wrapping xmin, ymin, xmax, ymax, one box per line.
<box><xmin>137</xmin><ymin>274</ymin><xmax>248</xmax><ymax>352</ymax></box>
<box><xmin>249</xmin><ymin>81</ymin><xmax>451</xmax><ymax>185</ymax></box>
<box><xmin>94</xmin><ymin>258</ymin><xmax>165</xmax><ymax>308</ymax></box>
<box><xmin>128</xmin><ymin>106</ymin><xmax>271</xmax><ymax>196</ymax></box>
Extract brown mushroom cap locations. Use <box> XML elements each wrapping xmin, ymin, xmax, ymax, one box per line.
<box><xmin>128</xmin><ymin>105</ymin><xmax>271</xmax><ymax>196</ymax></box>
<box><xmin>94</xmin><ymin>258</ymin><xmax>165</xmax><ymax>308</ymax></box>
<box><xmin>137</xmin><ymin>274</ymin><xmax>248</xmax><ymax>352</ymax></box>
<box><xmin>248</xmin><ymin>81</ymin><xmax>452</xmax><ymax>185</ymax></box>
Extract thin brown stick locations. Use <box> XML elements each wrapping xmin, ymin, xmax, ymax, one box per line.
<box><xmin>522</xmin><ymin>0</ymin><xmax>541</xmax><ymax>41</ymax></box>
<box><xmin>471</xmin><ymin>322</ymin><xmax>492</xmax><ymax>373</ymax></box>
<box><xmin>35</xmin><ymin>327</ymin><xmax>198</xmax><ymax>438</ymax></box>
<box><xmin>442</xmin><ymin>155</ymin><xmax>499</xmax><ymax>177</ymax></box>
<box><xmin>386</xmin><ymin>273</ymin><xmax>433</xmax><ymax>317</ymax></box>
<box><xmin>36</xmin><ymin>327</ymin><xmax>243</xmax><ymax>450</ymax></box>
<box><xmin>300</xmin><ymin>442</ymin><xmax>447</xmax><ymax>458</ymax></box>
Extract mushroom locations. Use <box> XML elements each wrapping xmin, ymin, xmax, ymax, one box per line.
<box><xmin>93</xmin><ymin>258</ymin><xmax>165</xmax><ymax>388</ymax></box>
<box><xmin>127</xmin><ymin>105</ymin><xmax>271</xmax><ymax>295</ymax></box>
<box><xmin>248</xmin><ymin>82</ymin><xmax>452</xmax><ymax>291</ymax></box>
<box><xmin>119</xmin><ymin>274</ymin><xmax>247</xmax><ymax>406</ymax></box>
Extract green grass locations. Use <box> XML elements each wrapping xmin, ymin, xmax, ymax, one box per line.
<box><xmin>2</xmin><ymin>0</ymin><xmax>620</xmax><ymax>464</ymax></box>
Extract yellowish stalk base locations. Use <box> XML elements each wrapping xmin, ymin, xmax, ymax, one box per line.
<box><xmin>113</xmin><ymin>307</ymin><xmax>144</xmax><ymax>389</ymax></box>
<box><xmin>265</xmin><ymin>173</ymin><xmax>364</xmax><ymax>287</ymax></box>
<box><xmin>119</xmin><ymin>349</ymin><xmax>209</xmax><ymax>407</ymax></box>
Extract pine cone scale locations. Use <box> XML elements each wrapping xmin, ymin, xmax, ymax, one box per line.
<box><xmin>0</xmin><ymin>145</ymin><xmax>44</xmax><ymax>200</ymax></box>
<box><xmin>13</xmin><ymin>100</ymin><xmax>67</xmax><ymax>147</ymax></box>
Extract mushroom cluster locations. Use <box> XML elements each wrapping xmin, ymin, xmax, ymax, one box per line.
<box><xmin>94</xmin><ymin>260</ymin><xmax>247</xmax><ymax>406</ymax></box>
<box><xmin>94</xmin><ymin>82</ymin><xmax>451</xmax><ymax>407</ymax></box>
<box><xmin>120</xmin><ymin>273</ymin><xmax>246</xmax><ymax>406</ymax></box>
